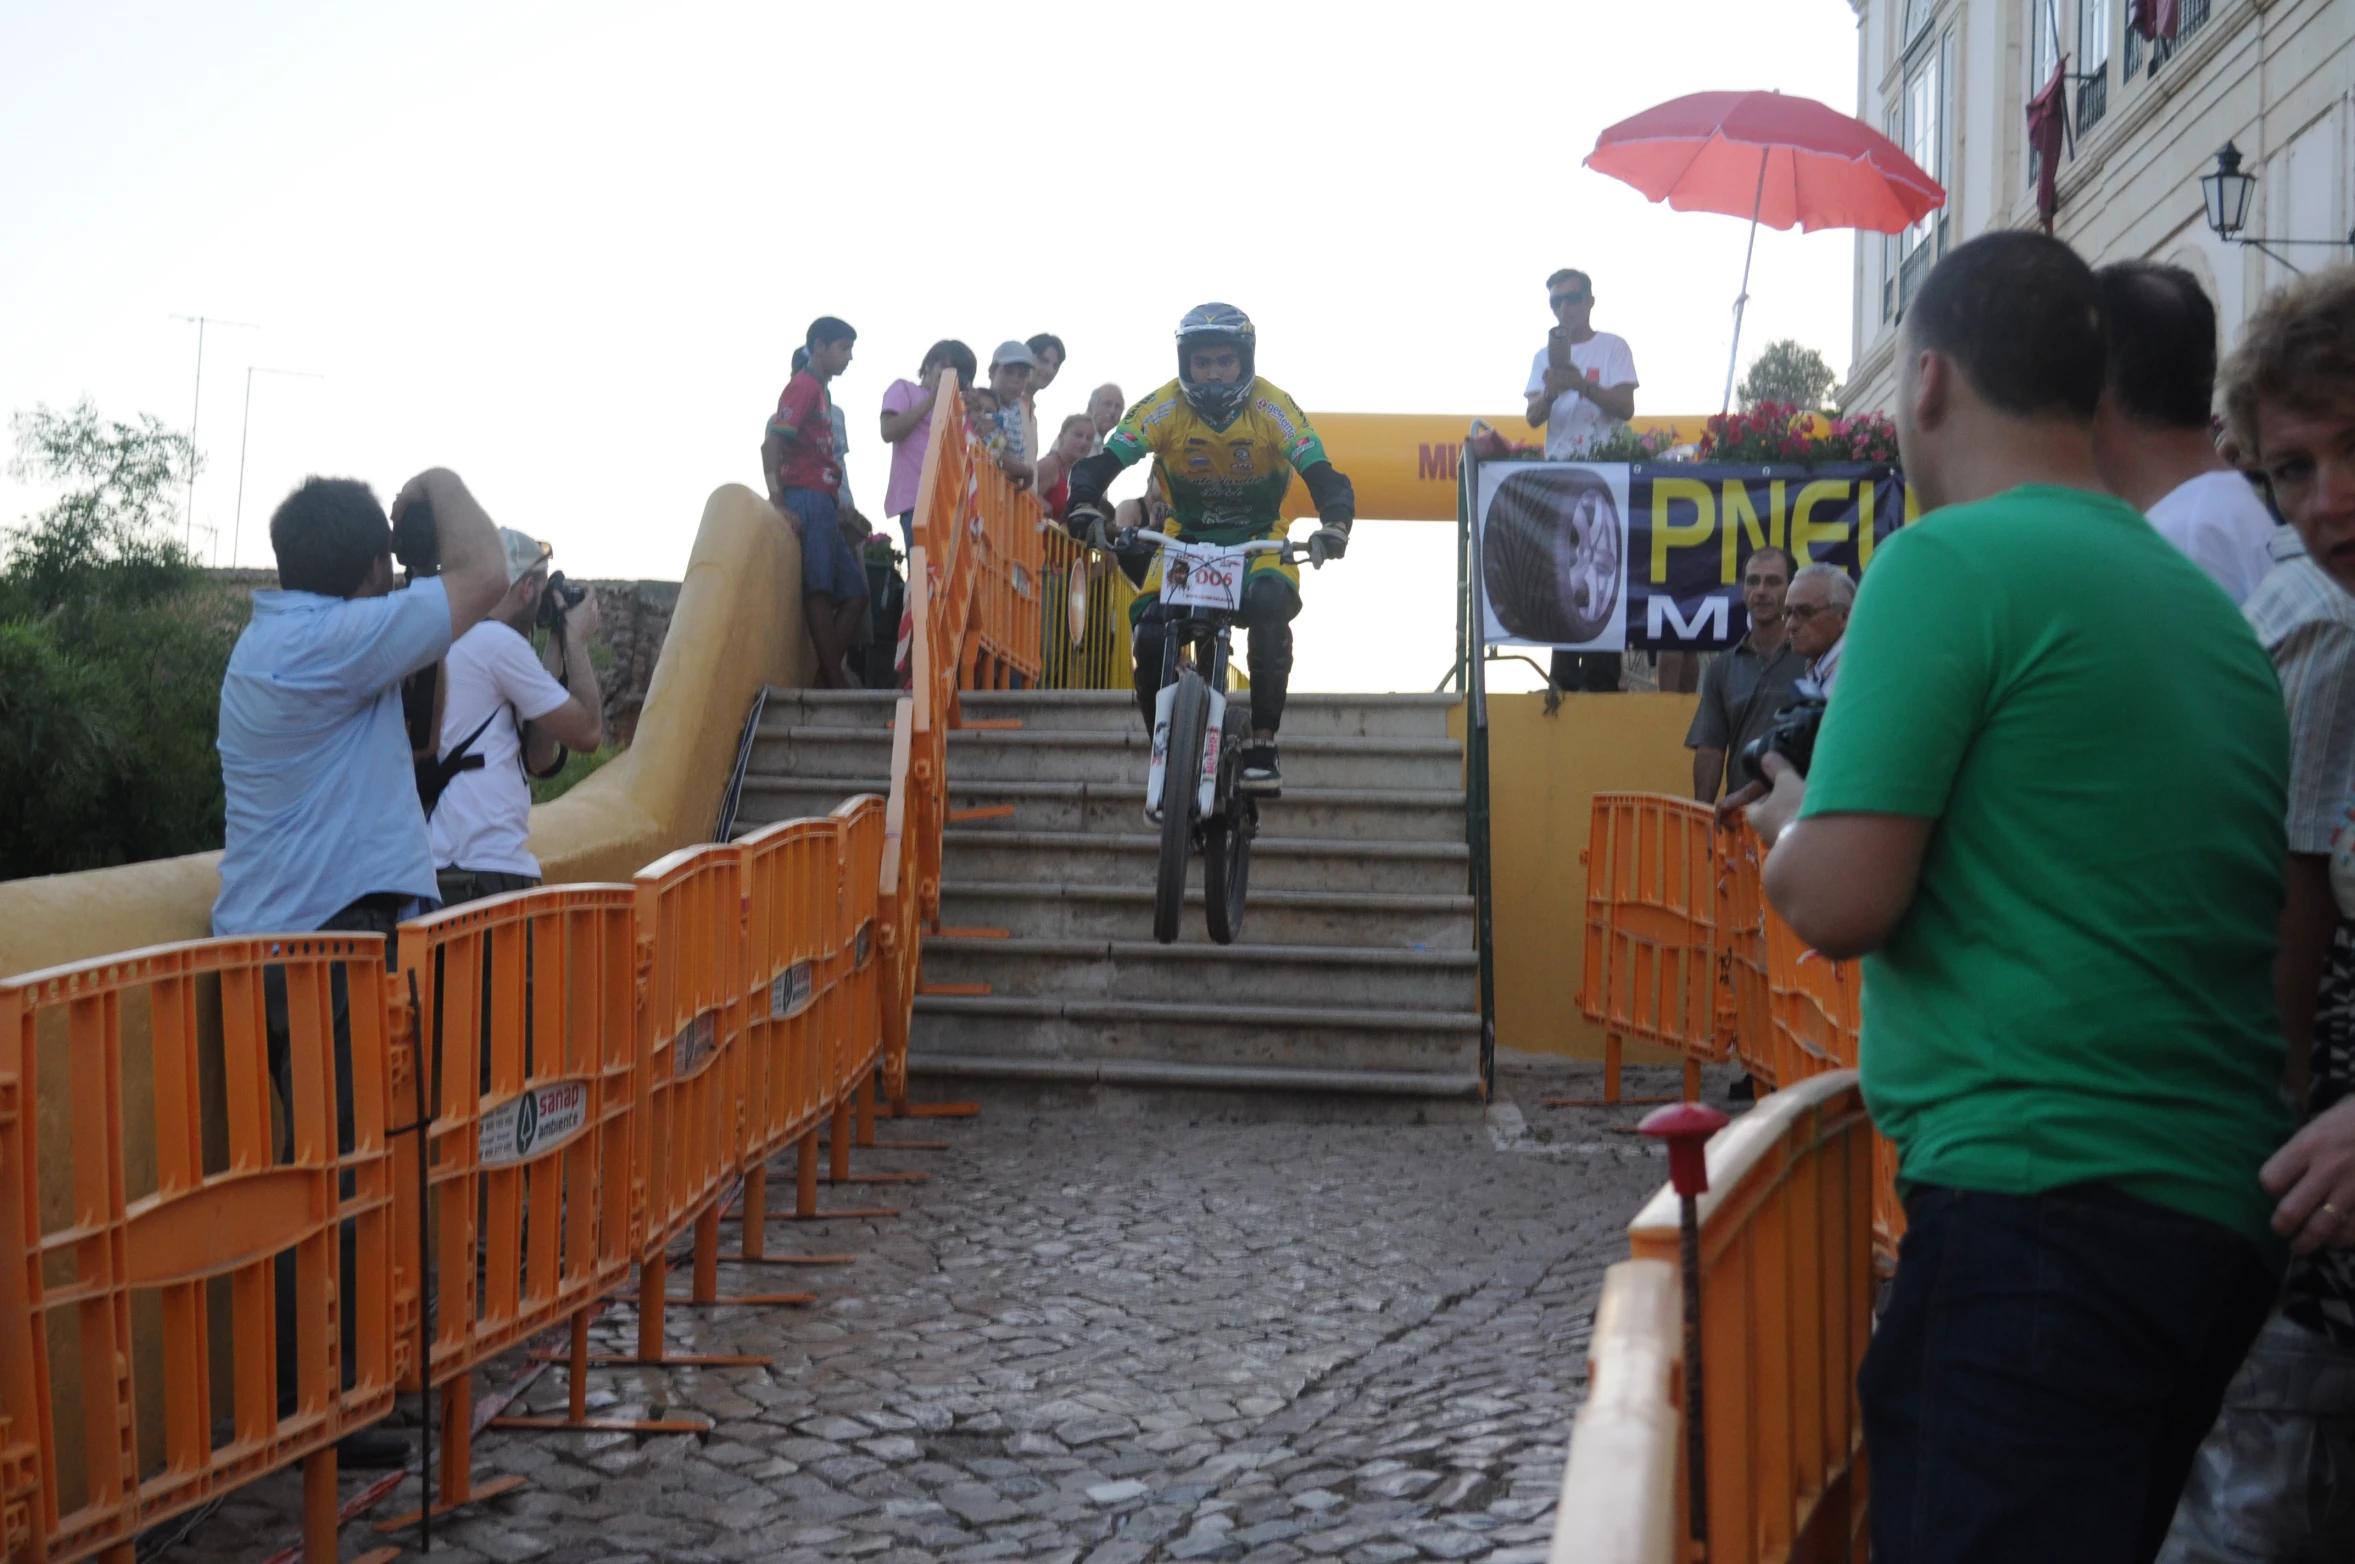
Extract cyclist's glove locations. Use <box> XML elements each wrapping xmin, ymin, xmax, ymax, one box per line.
<box><xmin>1309</xmin><ymin>525</ymin><xmax>1350</xmax><ymax>567</ymax></box>
<box><xmin>1064</xmin><ymin>501</ymin><xmax>1109</xmax><ymax>548</ymax></box>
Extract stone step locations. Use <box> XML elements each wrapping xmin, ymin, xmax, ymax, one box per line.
<box><xmin>951</xmin><ymin>730</ymin><xmax>1462</xmax><ymax>790</ymax></box>
<box><xmin>919</xmin><ymin>935</ymin><xmax>1478</xmax><ymax>1010</ymax></box>
<box><xmin>739</xmin><ymin>772</ymin><xmax>1462</xmax><ymax>843</ymax></box>
<box><xmin>940</xmin><ymin>880</ymin><xmax>1475</xmax><ymax>949</ymax></box>
<box><xmin>956</xmin><ymin>689</ymin><xmax>1462</xmax><ymax>740</ymax></box>
<box><xmin>756</xmin><ymin>688</ymin><xmax>900</xmax><ymax>729</ymax></box>
<box><xmin>910</xmin><ymin>993</ymin><xmax>1482</xmax><ymax>1078</ymax></box>
<box><xmin>942</xmin><ymin>829</ymin><xmax>1470</xmax><ymax>895</ymax></box>
<box><xmin>748</xmin><ymin>725</ymin><xmax>1462</xmax><ymax>792</ymax></box>
<box><xmin>903</xmin><ymin>1053</ymin><xmax>1485</xmax><ymax>1114</ymax></box>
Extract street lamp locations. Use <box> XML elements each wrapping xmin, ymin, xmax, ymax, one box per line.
<box><xmin>2199</xmin><ymin>142</ymin><xmax>2255</xmax><ymax>239</ymax></box>
<box><xmin>2199</xmin><ymin>142</ymin><xmax>2355</xmax><ymax>273</ymax></box>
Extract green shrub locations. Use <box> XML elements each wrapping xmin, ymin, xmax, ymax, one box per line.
<box><xmin>1</xmin><ymin>402</ymin><xmax>246</xmax><ymax>879</ymax></box>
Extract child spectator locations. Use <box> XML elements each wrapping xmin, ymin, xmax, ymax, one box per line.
<box><xmin>880</xmin><ymin>339</ymin><xmax>977</xmax><ymax>552</ymax></box>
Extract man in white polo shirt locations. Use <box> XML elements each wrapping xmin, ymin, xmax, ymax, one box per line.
<box><xmin>428</xmin><ymin>528</ymin><xmax>605</xmax><ymax>906</ymax></box>
<box><xmin>2091</xmin><ymin>260</ymin><xmax>2275</xmax><ymax>603</ymax></box>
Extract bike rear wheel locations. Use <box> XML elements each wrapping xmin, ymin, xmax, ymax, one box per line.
<box><xmin>1204</xmin><ymin>707</ymin><xmax>1254</xmax><ymax>945</ymax></box>
<box><xmin>1155</xmin><ymin>671</ymin><xmax>1209</xmax><ymax>944</ymax></box>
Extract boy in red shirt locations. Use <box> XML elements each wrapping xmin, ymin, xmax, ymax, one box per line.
<box><xmin>763</xmin><ymin>316</ymin><xmax>867</xmax><ymax>687</ymax></box>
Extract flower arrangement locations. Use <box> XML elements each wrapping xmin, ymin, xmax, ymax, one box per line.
<box><xmin>1579</xmin><ymin>423</ymin><xmax>1688</xmax><ymax>463</ymax></box>
<box><xmin>1695</xmin><ymin>401</ymin><xmax>1902</xmax><ymax>466</ymax></box>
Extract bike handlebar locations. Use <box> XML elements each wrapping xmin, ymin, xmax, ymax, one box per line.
<box><xmin>1113</xmin><ymin>527</ymin><xmax>1304</xmax><ymax>565</ymax></box>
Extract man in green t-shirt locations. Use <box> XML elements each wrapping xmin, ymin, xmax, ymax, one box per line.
<box><xmin>1744</xmin><ymin>232</ymin><xmax>2292</xmax><ymax>1564</ymax></box>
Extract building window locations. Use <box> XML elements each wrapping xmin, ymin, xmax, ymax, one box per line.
<box><xmin>2077</xmin><ymin>0</ymin><xmax>2111</xmax><ymax>130</ymax></box>
<box><xmin>1902</xmin><ymin>0</ymin><xmax>1936</xmax><ymax>49</ymax></box>
<box><xmin>1891</xmin><ymin>33</ymin><xmax>1954</xmax><ymax>322</ymax></box>
<box><xmin>2150</xmin><ymin>0</ymin><xmax>2214</xmax><ymax>73</ymax></box>
<box><xmin>2029</xmin><ymin>0</ymin><xmax>2062</xmax><ymax>92</ymax></box>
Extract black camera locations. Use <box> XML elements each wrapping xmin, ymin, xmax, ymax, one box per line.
<box><xmin>537</xmin><ymin>570</ymin><xmax>588</xmax><ymax>632</ymax></box>
<box><xmin>1738</xmin><ymin>695</ymin><xmax>1828</xmax><ymax>787</ymax></box>
<box><xmin>393</xmin><ymin>496</ymin><xmax>439</xmax><ymax>577</ymax></box>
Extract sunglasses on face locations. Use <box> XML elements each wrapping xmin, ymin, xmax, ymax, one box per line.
<box><xmin>1550</xmin><ymin>292</ymin><xmax>1591</xmax><ymax>308</ymax></box>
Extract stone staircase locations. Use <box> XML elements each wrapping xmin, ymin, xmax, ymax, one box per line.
<box><xmin>730</xmin><ymin>688</ymin><xmax>1483</xmax><ymax>1115</ymax></box>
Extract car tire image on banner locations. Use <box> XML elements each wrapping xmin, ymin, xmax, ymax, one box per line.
<box><xmin>1481</xmin><ymin>463</ymin><xmax>1630</xmax><ymax>651</ymax></box>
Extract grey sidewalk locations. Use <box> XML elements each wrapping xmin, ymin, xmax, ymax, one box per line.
<box><xmin>161</xmin><ymin>1056</ymin><xmax>1710</xmax><ymax>1564</ymax></box>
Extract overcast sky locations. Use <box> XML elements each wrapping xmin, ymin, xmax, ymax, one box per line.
<box><xmin>1</xmin><ymin>0</ymin><xmax>1868</xmax><ymax>692</ymax></box>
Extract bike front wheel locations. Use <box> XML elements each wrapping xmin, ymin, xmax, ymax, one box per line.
<box><xmin>1154</xmin><ymin>671</ymin><xmax>1209</xmax><ymax>944</ymax></box>
<box><xmin>1204</xmin><ymin>706</ymin><xmax>1254</xmax><ymax>945</ymax></box>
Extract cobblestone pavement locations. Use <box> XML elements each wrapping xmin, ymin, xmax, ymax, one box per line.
<box><xmin>165</xmin><ymin>1057</ymin><xmax>1732</xmax><ymax>1564</ymax></box>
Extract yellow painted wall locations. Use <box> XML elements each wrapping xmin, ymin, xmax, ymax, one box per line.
<box><xmin>0</xmin><ymin>484</ymin><xmax>809</xmax><ymax>981</ymax></box>
<box><xmin>1452</xmin><ymin>691</ymin><xmax>1699</xmax><ymax>1061</ymax></box>
<box><xmin>1292</xmin><ymin>412</ymin><xmax>1709</xmax><ymax>523</ymax></box>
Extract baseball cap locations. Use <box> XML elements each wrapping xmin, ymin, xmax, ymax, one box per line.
<box><xmin>990</xmin><ymin>340</ymin><xmax>1037</xmax><ymax>369</ymax></box>
<box><xmin>499</xmin><ymin>527</ymin><xmax>551</xmax><ymax>585</ymax></box>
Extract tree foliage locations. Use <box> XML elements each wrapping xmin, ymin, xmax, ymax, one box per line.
<box><xmin>1737</xmin><ymin>340</ymin><xmax>1839</xmax><ymax>413</ymax></box>
<box><xmin>1</xmin><ymin>402</ymin><xmax>248</xmax><ymax>879</ymax></box>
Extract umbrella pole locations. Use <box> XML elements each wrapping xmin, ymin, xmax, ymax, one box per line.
<box><xmin>1720</xmin><ymin>149</ymin><xmax>1771</xmax><ymax>415</ymax></box>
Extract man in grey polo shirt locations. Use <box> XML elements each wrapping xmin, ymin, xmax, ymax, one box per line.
<box><xmin>1687</xmin><ymin>545</ymin><xmax>1803</xmax><ymax>803</ymax></box>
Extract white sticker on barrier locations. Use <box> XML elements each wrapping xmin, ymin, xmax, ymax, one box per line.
<box><xmin>672</xmin><ymin>1010</ymin><xmax>720</xmax><ymax>1077</ymax></box>
<box><xmin>479</xmin><ymin>1080</ymin><xmax>591</xmax><ymax>1167</ymax></box>
<box><xmin>770</xmin><ymin>961</ymin><xmax>815</xmax><ymax>1020</ymax></box>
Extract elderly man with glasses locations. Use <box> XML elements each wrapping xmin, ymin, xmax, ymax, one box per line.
<box><xmin>1526</xmin><ymin>267</ymin><xmax>1641</xmax><ymax>691</ymax></box>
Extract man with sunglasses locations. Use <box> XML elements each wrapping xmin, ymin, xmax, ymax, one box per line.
<box><xmin>1525</xmin><ymin>268</ymin><xmax>1639</xmax><ymax>459</ymax></box>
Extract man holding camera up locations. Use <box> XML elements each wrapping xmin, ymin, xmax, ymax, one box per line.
<box><xmin>429</xmin><ymin>529</ymin><xmax>605</xmax><ymax>906</ymax></box>
<box><xmin>214</xmin><ymin>468</ymin><xmax>508</xmax><ymax>1464</ymax></box>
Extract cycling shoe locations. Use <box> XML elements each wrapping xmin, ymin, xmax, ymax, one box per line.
<box><xmin>1238</xmin><ymin>744</ymin><xmax>1281</xmax><ymax>796</ymax></box>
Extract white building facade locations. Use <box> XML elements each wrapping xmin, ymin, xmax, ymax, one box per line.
<box><xmin>1842</xmin><ymin>0</ymin><xmax>2354</xmax><ymax>412</ymax></box>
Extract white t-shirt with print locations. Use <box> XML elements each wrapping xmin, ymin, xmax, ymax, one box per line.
<box><xmin>1525</xmin><ymin>332</ymin><xmax>1639</xmax><ymax>458</ymax></box>
<box><xmin>428</xmin><ymin>619</ymin><xmax>574</xmax><ymax>878</ymax></box>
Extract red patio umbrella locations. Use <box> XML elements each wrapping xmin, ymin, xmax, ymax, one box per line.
<box><xmin>1586</xmin><ymin>90</ymin><xmax>1945</xmax><ymax>410</ymax></box>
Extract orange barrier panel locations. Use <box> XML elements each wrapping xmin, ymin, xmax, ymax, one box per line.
<box><xmin>1572</xmin><ymin>793</ymin><xmax>1721</xmax><ymax>1105</ymax></box>
<box><xmin>385</xmin><ymin>887</ymin><xmax>644</xmax><ymax>1522</ymax></box>
<box><xmin>1620</xmin><ymin>1071</ymin><xmax>1877</xmax><ymax>1564</ymax></box>
<box><xmin>1715</xmin><ymin>824</ymin><xmax>1772</xmax><ymax>1079</ymax></box>
<box><xmin>740</xmin><ymin>818</ymin><xmax>842</xmax><ymax>1170</ymax></box>
<box><xmin>1757</xmin><ymin>893</ymin><xmax>1904</xmax><ymax>1260</ymax></box>
<box><xmin>0</xmin><ymin>936</ymin><xmax>400</xmax><ymax>1564</ymax></box>
<box><xmin>833</xmin><ymin>797</ymin><xmax>887</xmax><ymax>1100</ymax></box>
<box><xmin>627</xmin><ymin>843</ymin><xmax>770</xmax><ymax>1366</ymax></box>
<box><xmin>1759</xmin><ymin>900</ymin><xmax>1858</xmax><ymax>1087</ymax></box>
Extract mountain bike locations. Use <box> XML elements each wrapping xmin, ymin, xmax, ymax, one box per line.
<box><xmin>1128</xmin><ymin>527</ymin><xmax>1323</xmax><ymax>946</ymax></box>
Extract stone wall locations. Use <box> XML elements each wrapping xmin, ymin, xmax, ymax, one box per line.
<box><xmin>202</xmin><ymin>569</ymin><xmax>679</xmax><ymax>749</ymax></box>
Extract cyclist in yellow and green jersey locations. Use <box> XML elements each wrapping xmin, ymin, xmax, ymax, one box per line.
<box><xmin>1063</xmin><ymin>303</ymin><xmax>1355</xmax><ymax>793</ymax></box>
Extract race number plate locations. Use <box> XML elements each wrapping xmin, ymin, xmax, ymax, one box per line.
<box><xmin>1160</xmin><ymin>542</ymin><xmax>1248</xmax><ymax>612</ymax></box>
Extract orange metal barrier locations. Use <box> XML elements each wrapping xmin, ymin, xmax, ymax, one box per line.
<box><xmin>0</xmin><ymin>936</ymin><xmax>401</xmax><ymax>1564</ymax></box>
<box><xmin>1612</xmin><ymin>1071</ymin><xmax>1878</xmax><ymax>1564</ymax></box>
<box><xmin>385</xmin><ymin>887</ymin><xmax>646</xmax><ymax>1523</ymax></box>
<box><xmin>1572</xmin><ymin>793</ymin><xmax>1722</xmax><ymax>1105</ymax></box>
<box><xmin>628</xmin><ymin>843</ymin><xmax>771</xmax><ymax>1365</ymax></box>
<box><xmin>740</xmin><ymin>817</ymin><xmax>842</xmax><ymax>1179</ymax></box>
<box><xmin>1715</xmin><ymin>822</ymin><xmax>1773</xmax><ymax>1073</ymax></box>
<box><xmin>1037</xmin><ymin>535</ymin><xmax>1135</xmax><ymax>691</ymax></box>
<box><xmin>1758</xmin><ymin>900</ymin><xmax>1859</xmax><ymax>1088</ymax></box>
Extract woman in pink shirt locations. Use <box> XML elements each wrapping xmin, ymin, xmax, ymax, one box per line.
<box><xmin>879</xmin><ymin>340</ymin><xmax>977</xmax><ymax>551</ymax></box>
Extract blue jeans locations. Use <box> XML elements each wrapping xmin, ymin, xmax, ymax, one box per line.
<box><xmin>1862</xmin><ymin>1182</ymin><xmax>2275</xmax><ymax>1564</ymax></box>
<box><xmin>783</xmin><ymin>487</ymin><xmax>866</xmax><ymax>603</ymax></box>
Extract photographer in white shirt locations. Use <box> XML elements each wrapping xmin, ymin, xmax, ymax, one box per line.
<box><xmin>429</xmin><ymin>528</ymin><xmax>604</xmax><ymax>905</ymax></box>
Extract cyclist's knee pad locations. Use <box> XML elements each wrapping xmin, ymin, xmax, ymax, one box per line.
<box><xmin>1240</xmin><ymin>572</ymin><xmax>1302</xmax><ymax>628</ymax></box>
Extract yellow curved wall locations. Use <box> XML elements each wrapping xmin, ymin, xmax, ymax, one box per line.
<box><xmin>1289</xmin><ymin>412</ymin><xmax>1708</xmax><ymax>523</ymax></box>
<box><xmin>0</xmin><ymin>484</ymin><xmax>810</xmax><ymax>980</ymax></box>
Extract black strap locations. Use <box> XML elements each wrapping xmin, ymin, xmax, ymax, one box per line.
<box><xmin>415</xmin><ymin>710</ymin><xmax>502</xmax><ymax>818</ymax></box>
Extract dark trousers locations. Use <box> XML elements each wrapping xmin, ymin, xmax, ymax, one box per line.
<box><xmin>1550</xmin><ymin>650</ymin><xmax>1622</xmax><ymax>692</ymax></box>
<box><xmin>1132</xmin><ymin>574</ymin><xmax>1300</xmax><ymax>735</ymax></box>
<box><xmin>267</xmin><ymin>894</ymin><xmax>406</xmax><ymax>1404</ymax></box>
<box><xmin>1862</xmin><ymin>1182</ymin><xmax>2275</xmax><ymax>1564</ymax></box>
